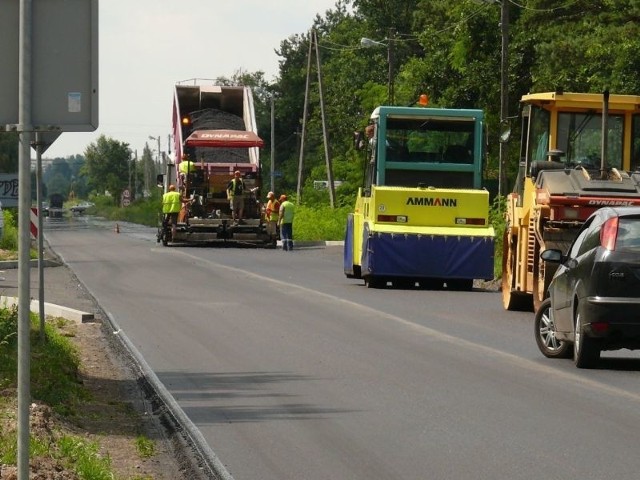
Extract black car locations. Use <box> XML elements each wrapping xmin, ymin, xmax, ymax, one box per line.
<box><xmin>534</xmin><ymin>206</ymin><xmax>640</xmax><ymax>368</ymax></box>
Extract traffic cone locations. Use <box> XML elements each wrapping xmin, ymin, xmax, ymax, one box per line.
<box><xmin>115</xmin><ymin>223</ymin><xmax>120</xmax><ymax>234</ymax></box>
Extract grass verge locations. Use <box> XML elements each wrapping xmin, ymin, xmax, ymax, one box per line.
<box><xmin>0</xmin><ymin>307</ymin><xmax>156</xmax><ymax>479</ymax></box>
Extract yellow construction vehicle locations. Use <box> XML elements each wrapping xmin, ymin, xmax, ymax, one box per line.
<box><xmin>344</xmin><ymin>104</ymin><xmax>495</xmax><ymax>290</ymax></box>
<box><xmin>502</xmin><ymin>91</ymin><xmax>640</xmax><ymax>311</ymax></box>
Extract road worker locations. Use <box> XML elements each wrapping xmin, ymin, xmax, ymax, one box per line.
<box><xmin>227</xmin><ymin>170</ymin><xmax>245</xmax><ymax>225</ymax></box>
<box><xmin>162</xmin><ymin>185</ymin><xmax>182</xmax><ymax>240</ymax></box>
<box><xmin>179</xmin><ymin>154</ymin><xmax>197</xmax><ymax>189</ymax></box>
<box><xmin>265</xmin><ymin>191</ymin><xmax>280</xmax><ymax>243</ymax></box>
<box><xmin>277</xmin><ymin>194</ymin><xmax>295</xmax><ymax>251</ymax></box>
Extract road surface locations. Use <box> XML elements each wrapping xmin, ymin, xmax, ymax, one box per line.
<box><xmin>41</xmin><ymin>217</ymin><xmax>640</xmax><ymax>480</ymax></box>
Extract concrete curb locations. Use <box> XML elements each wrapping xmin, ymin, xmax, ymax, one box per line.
<box><xmin>0</xmin><ymin>258</ymin><xmax>62</xmax><ymax>269</ymax></box>
<box><xmin>279</xmin><ymin>240</ymin><xmax>344</xmax><ymax>248</ymax></box>
<box><xmin>0</xmin><ymin>296</ymin><xmax>94</xmax><ymax>323</ymax></box>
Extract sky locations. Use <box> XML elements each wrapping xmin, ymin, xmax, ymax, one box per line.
<box><xmin>42</xmin><ymin>0</ymin><xmax>341</xmax><ymax>160</ymax></box>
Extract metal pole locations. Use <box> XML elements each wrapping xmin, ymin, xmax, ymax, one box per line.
<box><xmin>35</xmin><ymin>133</ymin><xmax>45</xmax><ymax>344</ymax></box>
<box><xmin>601</xmin><ymin>90</ymin><xmax>609</xmax><ymax>179</ymax></box>
<box><xmin>387</xmin><ymin>30</ymin><xmax>395</xmax><ymax>106</ymax></box>
<box><xmin>18</xmin><ymin>0</ymin><xmax>33</xmax><ymax>478</ymax></box>
<box><xmin>133</xmin><ymin>150</ymin><xmax>138</xmax><ymax>198</ymax></box>
<box><xmin>498</xmin><ymin>0</ymin><xmax>509</xmax><ymax>196</ymax></box>
<box><xmin>270</xmin><ymin>96</ymin><xmax>275</xmax><ymax>193</ymax></box>
<box><xmin>144</xmin><ymin>149</ymin><xmax>149</xmax><ymax>195</ymax></box>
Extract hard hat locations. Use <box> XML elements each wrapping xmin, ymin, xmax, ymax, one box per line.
<box><xmin>169</xmin><ymin>185</ymin><xmax>176</xmax><ymax>191</ymax></box>
<box><xmin>267</xmin><ymin>191</ymin><xmax>274</xmax><ymax>199</ymax></box>
<box><xmin>279</xmin><ymin>194</ymin><xmax>287</xmax><ymax>202</ymax></box>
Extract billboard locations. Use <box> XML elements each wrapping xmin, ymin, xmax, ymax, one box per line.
<box><xmin>0</xmin><ymin>174</ymin><xmax>19</xmax><ymax>207</ymax></box>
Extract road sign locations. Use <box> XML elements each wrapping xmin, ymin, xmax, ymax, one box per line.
<box><xmin>30</xmin><ymin>207</ymin><xmax>38</xmax><ymax>239</ymax></box>
<box><xmin>31</xmin><ymin>131</ymin><xmax>63</xmax><ymax>154</ymax></box>
<box><xmin>0</xmin><ymin>0</ymin><xmax>99</xmax><ymax>131</ymax></box>
<box><xmin>121</xmin><ymin>189</ymin><xmax>131</xmax><ymax>207</ymax></box>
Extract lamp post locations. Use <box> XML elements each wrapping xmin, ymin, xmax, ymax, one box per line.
<box><xmin>148</xmin><ymin>135</ymin><xmax>162</xmax><ymax>169</ymax></box>
<box><xmin>361</xmin><ymin>34</ymin><xmax>395</xmax><ymax>105</ymax></box>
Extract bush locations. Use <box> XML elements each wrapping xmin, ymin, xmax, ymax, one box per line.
<box><xmin>0</xmin><ymin>209</ymin><xmax>18</xmax><ymax>250</ymax></box>
<box><xmin>490</xmin><ymin>195</ymin><xmax>507</xmax><ymax>278</ymax></box>
<box><xmin>293</xmin><ymin>204</ymin><xmax>350</xmax><ymax>241</ymax></box>
<box><xmin>0</xmin><ymin>305</ymin><xmax>18</xmax><ymax>349</ymax></box>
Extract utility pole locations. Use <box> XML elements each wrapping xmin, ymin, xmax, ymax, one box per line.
<box><xmin>313</xmin><ymin>28</ymin><xmax>336</xmax><ymax>207</ymax></box>
<box><xmin>144</xmin><ymin>149</ymin><xmax>149</xmax><ymax>196</ymax></box>
<box><xmin>296</xmin><ymin>30</ymin><xmax>313</xmax><ymax>202</ymax></box>
<box><xmin>296</xmin><ymin>29</ymin><xmax>336</xmax><ymax>206</ymax></box>
<box><xmin>498</xmin><ymin>0</ymin><xmax>509</xmax><ymax>196</ymax></box>
<box><xmin>270</xmin><ymin>95</ymin><xmax>275</xmax><ymax>193</ymax></box>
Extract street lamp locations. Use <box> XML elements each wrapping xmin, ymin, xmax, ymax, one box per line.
<box><xmin>148</xmin><ymin>135</ymin><xmax>162</xmax><ymax>167</ymax></box>
<box><xmin>361</xmin><ymin>35</ymin><xmax>395</xmax><ymax>105</ymax></box>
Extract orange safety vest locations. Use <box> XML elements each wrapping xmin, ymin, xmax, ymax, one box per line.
<box><xmin>266</xmin><ymin>199</ymin><xmax>280</xmax><ymax>221</ymax></box>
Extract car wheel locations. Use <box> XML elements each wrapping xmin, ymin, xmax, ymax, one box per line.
<box><xmin>573</xmin><ymin>307</ymin><xmax>600</xmax><ymax>369</ymax></box>
<box><xmin>534</xmin><ymin>298</ymin><xmax>572</xmax><ymax>358</ymax></box>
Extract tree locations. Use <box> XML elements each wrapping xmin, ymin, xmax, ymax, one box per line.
<box><xmin>0</xmin><ymin>132</ymin><xmax>19</xmax><ymax>173</ymax></box>
<box><xmin>82</xmin><ymin>135</ymin><xmax>130</xmax><ymax>202</ymax></box>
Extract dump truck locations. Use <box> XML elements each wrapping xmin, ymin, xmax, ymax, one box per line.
<box><xmin>157</xmin><ymin>79</ymin><xmax>271</xmax><ymax>246</ymax></box>
<box><xmin>47</xmin><ymin>193</ymin><xmax>64</xmax><ymax>218</ymax></box>
<box><xmin>344</xmin><ymin>102</ymin><xmax>495</xmax><ymax>289</ymax></box>
<box><xmin>502</xmin><ymin>91</ymin><xmax>640</xmax><ymax>311</ymax></box>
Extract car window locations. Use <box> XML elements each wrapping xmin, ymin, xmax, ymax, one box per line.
<box><xmin>576</xmin><ymin>227</ymin><xmax>600</xmax><ymax>255</ymax></box>
<box><xmin>568</xmin><ymin>216</ymin><xmax>597</xmax><ymax>258</ymax></box>
<box><xmin>616</xmin><ymin>217</ymin><xmax>640</xmax><ymax>249</ymax></box>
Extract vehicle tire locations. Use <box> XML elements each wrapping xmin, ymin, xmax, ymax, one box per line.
<box><xmin>573</xmin><ymin>305</ymin><xmax>600</xmax><ymax>369</ymax></box>
<box><xmin>534</xmin><ymin>298</ymin><xmax>572</xmax><ymax>358</ymax></box>
<box><xmin>501</xmin><ymin>230</ymin><xmax>533</xmax><ymax>311</ymax></box>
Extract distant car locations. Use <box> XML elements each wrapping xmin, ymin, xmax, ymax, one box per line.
<box><xmin>534</xmin><ymin>206</ymin><xmax>640</xmax><ymax>368</ymax></box>
<box><xmin>70</xmin><ymin>202</ymin><xmax>95</xmax><ymax>214</ymax></box>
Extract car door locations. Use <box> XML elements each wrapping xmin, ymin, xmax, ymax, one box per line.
<box><xmin>549</xmin><ymin>215</ymin><xmax>601</xmax><ymax>333</ymax></box>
